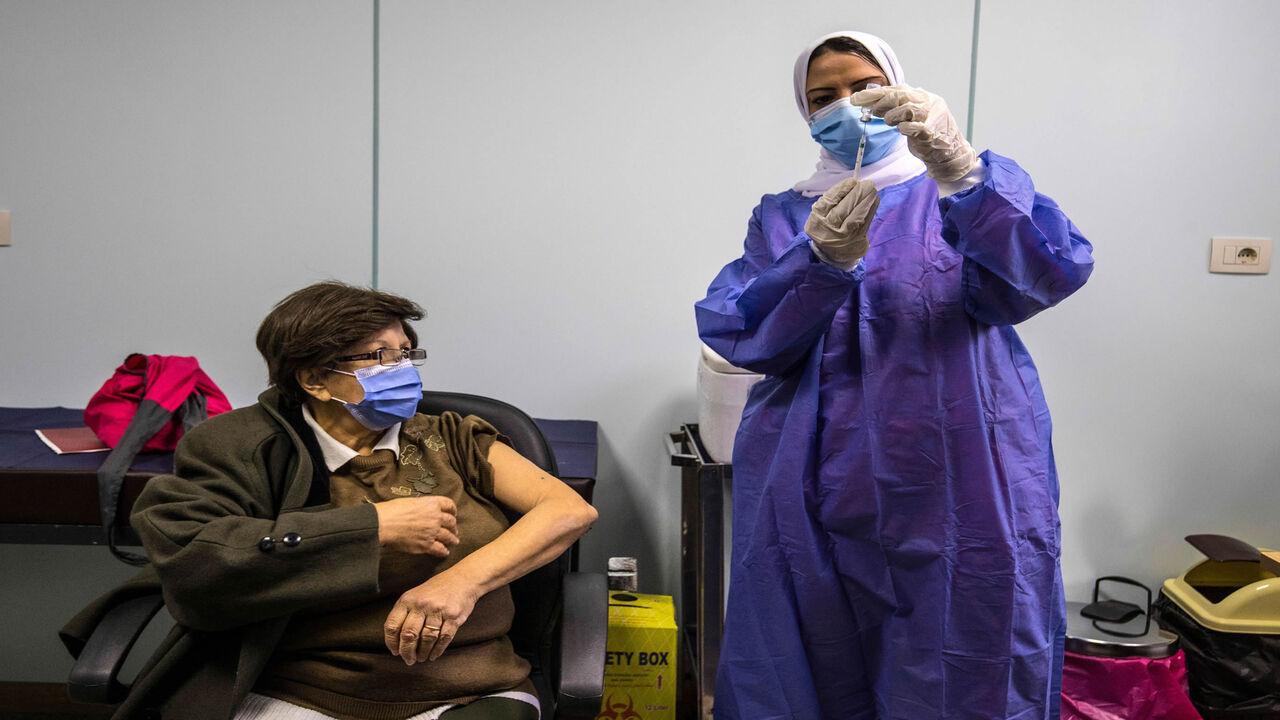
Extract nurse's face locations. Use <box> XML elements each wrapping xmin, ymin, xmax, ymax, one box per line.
<box><xmin>804</xmin><ymin>51</ymin><xmax>889</xmax><ymax>116</ymax></box>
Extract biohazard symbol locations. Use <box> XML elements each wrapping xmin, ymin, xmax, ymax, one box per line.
<box><xmin>595</xmin><ymin>692</ymin><xmax>642</xmax><ymax>720</ymax></box>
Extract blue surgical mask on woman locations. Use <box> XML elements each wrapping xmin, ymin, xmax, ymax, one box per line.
<box><xmin>328</xmin><ymin>359</ymin><xmax>423</xmax><ymax>430</ymax></box>
<box><xmin>808</xmin><ymin>97</ymin><xmax>900</xmax><ymax>169</ymax></box>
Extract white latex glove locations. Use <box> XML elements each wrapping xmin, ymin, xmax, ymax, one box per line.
<box><xmin>853</xmin><ymin>85</ymin><xmax>978</xmax><ymax>182</ymax></box>
<box><xmin>804</xmin><ymin>177</ymin><xmax>880</xmax><ymax>270</ymax></box>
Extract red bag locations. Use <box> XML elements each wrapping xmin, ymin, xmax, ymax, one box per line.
<box><xmin>85</xmin><ymin>354</ymin><xmax>231</xmax><ymax>565</ymax></box>
<box><xmin>85</xmin><ymin>354</ymin><xmax>231</xmax><ymax>451</ymax></box>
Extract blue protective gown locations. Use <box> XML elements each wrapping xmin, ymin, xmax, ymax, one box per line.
<box><xmin>696</xmin><ymin>152</ymin><xmax>1093</xmax><ymax>720</ymax></box>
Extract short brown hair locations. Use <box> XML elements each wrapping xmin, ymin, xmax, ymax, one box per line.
<box><xmin>255</xmin><ymin>281</ymin><xmax>424</xmax><ymax>404</ymax></box>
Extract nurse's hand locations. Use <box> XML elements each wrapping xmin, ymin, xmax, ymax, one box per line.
<box><xmin>853</xmin><ymin>85</ymin><xmax>978</xmax><ymax>182</ymax></box>
<box><xmin>805</xmin><ymin>177</ymin><xmax>880</xmax><ymax>270</ymax></box>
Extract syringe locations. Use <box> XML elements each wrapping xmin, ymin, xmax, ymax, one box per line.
<box><xmin>851</xmin><ymin>83</ymin><xmax>881</xmax><ymax>182</ymax></box>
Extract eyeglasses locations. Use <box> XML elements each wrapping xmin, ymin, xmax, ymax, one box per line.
<box><xmin>335</xmin><ymin>348</ymin><xmax>428</xmax><ymax>366</ymax></box>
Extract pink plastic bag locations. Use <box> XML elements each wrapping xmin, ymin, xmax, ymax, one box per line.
<box><xmin>1061</xmin><ymin>649</ymin><xmax>1203</xmax><ymax>720</ymax></box>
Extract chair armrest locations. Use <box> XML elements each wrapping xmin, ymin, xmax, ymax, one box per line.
<box><xmin>68</xmin><ymin>593</ymin><xmax>165</xmax><ymax>704</ymax></box>
<box><xmin>555</xmin><ymin>572</ymin><xmax>607</xmax><ymax>719</ymax></box>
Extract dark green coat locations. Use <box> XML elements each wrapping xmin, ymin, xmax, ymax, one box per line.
<box><xmin>61</xmin><ymin>388</ymin><xmax>382</xmax><ymax>719</ymax></box>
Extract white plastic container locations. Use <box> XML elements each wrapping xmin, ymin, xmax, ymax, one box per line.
<box><xmin>696</xmin><ymin>344</ymin><xmax>763</xmax><ymax>464</ymax></box>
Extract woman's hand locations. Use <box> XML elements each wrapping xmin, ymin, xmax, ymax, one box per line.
<box><xmin>374</xmin><ymin>496</ymin><xmax>460</xmax><ymax>557</ymax></box>
<box><xmin>805</xmin><ymin>177</ymin><xmax>880</xmax><ymax>269</ymax></box>
<box><xmin>383</xmin><ymin>571</ymin><xmax>480</xmax><ymax>664</ymax></box>
<box><xmin>376</xmin><ymin>442</ymin><xmax>597</xmax><ymax>667</ymax></box>
<box><xmin>852</xmin><ymin>85</ymin><xmax>978</xmax><ymax>182</ymax></box>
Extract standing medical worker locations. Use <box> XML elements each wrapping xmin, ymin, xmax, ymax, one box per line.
<box><xmin>695</xmin><ymin>32</ymin><xmax>1093</xmax><ymax>719</ymax></box>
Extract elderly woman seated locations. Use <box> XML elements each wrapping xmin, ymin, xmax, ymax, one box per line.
<box><xmin>117</xmin><ymin>281</ymin><xmax>597</xmax><ymax>720</ymax></box>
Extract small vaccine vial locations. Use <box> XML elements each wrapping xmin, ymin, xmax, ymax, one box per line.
<box><xmin>859</xmin><ymin>82</ymin><xmax>882</xmax><ymax>122</ymax></box>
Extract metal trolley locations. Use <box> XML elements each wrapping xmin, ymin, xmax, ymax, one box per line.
<box><xmin>666</xmin><ymin>423</ymin><xmax>731</xmax><ymax>720</ymax></box>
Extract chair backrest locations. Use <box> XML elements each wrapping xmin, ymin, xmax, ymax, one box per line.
<box><xmin>416</xmin><ymin>391</ymin><xmax>558</xmax><ymax>477</ymax></box>
<box><xmin>415</xmin><ymin>391</ymin><xmax>570</xmax><ymax>715</ymax></box>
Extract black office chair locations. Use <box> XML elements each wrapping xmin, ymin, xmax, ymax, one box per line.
<box><xmin>66</xmin><ymin>391</ymin><xmax>607</xmax><ymax>719</ymax></box>
<box><xmin>415</xmin><ymin>391</ymin><xmax>606</xmax><ymax>718</ymax></box>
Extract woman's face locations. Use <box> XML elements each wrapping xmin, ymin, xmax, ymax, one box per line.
<box><xmin>321</xmin><ymin>323</ymin><xmax>413</xmax><ymax>404</ymax></box>
<box><xmin>804</xmin><ymin>51</ymin><xmax>889</xmax><ymax>116</ymax></box>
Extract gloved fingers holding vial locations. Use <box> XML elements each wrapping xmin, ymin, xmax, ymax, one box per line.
<box><xmin>852</xmin><ymin>84</ymin><xmax>979</xmax><ymax>182</ymax></box>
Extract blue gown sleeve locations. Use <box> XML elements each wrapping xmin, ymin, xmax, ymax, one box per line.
<box><xmin>938</xmin><ymin>151</ymin><xmax>1094</xmax><ymax>326</ymax></box>
<box><xmin>695</xmin><ymin>200</ymin><xmax>858</xmax><ymax>376</ymax></box>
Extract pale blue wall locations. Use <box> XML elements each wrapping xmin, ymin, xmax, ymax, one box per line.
<box><xmin>974</xmin><ymin>0</ymin><xmax>1280</xmax><ymax>597</ymax></box>
<box><xmin>0</xmin><ymin>0</ymin><xmax>374</xmax><ymax>683</ymax></box>
<box><xmin>1</xmin><ymin>0</ymin><xmax>1276</xmax><ymax>683</ymax></box>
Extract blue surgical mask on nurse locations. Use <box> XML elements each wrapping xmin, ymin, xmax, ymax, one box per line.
<box><xmin>808</xmin><ymin>96</ymin><xmax>900</xmax><ymax>168</ymax></box>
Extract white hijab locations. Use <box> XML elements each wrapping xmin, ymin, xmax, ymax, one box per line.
<box><xmin>791</xmin><ymin>31</ymin><xmax>926</xmax><ymax>197</ymax></box>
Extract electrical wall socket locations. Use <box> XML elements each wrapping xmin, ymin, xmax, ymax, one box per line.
<box><xmin>0</xmin><ymin>211</ymin><xmax>9</xmax><ymax>247</ymax></box>
<box><xmin>1209</xmin><ymin>237</ymin><xmax>1270</xmax><ymax>274</ymax></box>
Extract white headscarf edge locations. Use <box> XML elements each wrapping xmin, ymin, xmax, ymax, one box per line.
<box><xmin>791</xmin><ymin>31</ymin><xmax>926</xmax><ymax>196</ymax></box>
<box><xmin>792</xmin><ymin>31</ymin><xmax>906</xmax><ymax>119</ymax></box>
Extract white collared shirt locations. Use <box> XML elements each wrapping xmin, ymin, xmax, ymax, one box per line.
<box><xmin>300</xmin><ymin>404</ymin><xmax>402</xmax><ymax>472</ymax></box>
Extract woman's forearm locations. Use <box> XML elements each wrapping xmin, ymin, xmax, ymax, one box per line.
<box><xmin>439</xmin><ymin>492</ymin><xmax>597</xmax><ymax>597</ymax></box>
